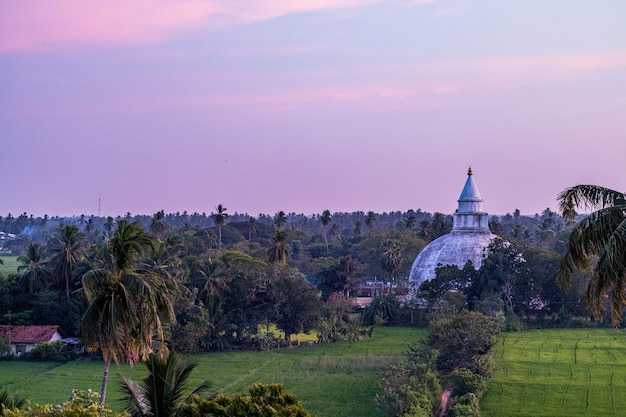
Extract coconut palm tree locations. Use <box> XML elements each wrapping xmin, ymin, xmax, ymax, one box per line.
<box><xmin>118</xmin><ymin>352</ymin><xmax>211</xmax><ymax>417</ymax></box>
<box><xmin>274</xmin><ymin>211</ymin><xmax>287</xmax><ymax>231</ymax></box>
<box><xmin>365</xmin><ymin>211</ymin><xmax>376</xmax><ymax>232</ymax></box>
<box><xmin>17</xmin><ymin>243</ymin><xmax>52</xmax><ymax>293</ymax></box>
<box><xmin>353</xmin><ymin>220</ymin><xmax>362</xmax><ymax>237</ymax></box>
<box><xmin>268</xmin><ymin>231</ymin><xmax>291</xmax><ymax>265</ymax></box>
<box><xmin>320</xmin><ymin>210</ymin><xmax>332</xmax><ymax>252</ymax></box>
<box><xmin>404</xmin><ymin>214</ymin><xmax>417</xmax><ymax>231</ymax></box>
<box><xmin>380</xmin><ymin>240</ymin><xmax>402</xmax><ymax>292</ymax></box>
<box><xmin>150</xmin><ymin>210</ymin><xmax>168</xmax><ymax>240</ymax></box>
<box><xmin>211</xmin><ymin>204</ymin><xmax>228</xmax><ymax>249</ymax></box>
<box><xmin>557</xmin><ymin>184</ymin><xmax>626</xmax><ymax>325</ymax></box>
<box><xmin>103</xmin><ymin>216</ymin><xmax>115</xmax><ymax>238</ymax></box>
<box><xmin>82</xmin><ymin>221</ymin><xmax>175</xmax><ymax>406</ymax></box>
<box><xmin>0</xmin><ymin>388</ymin><xmax>28</xmax><ymax>415</ymax></box>
<box><xmin>51</xmin><ymin>224</ymin><xmax>86</xmax><ymax>299</ymax></box>
<box><xmin>247</xmin><ymin>217</ymin><xmax>257</xmax><ymax>241</ymax></box>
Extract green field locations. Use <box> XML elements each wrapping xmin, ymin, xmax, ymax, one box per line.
<box><xmin>0</xmin><ymin>255</ymin><xmax>18</xmax><ymax>277</ymax></box>
<box><xmin>482</xmin><ymin>328</ymin><xmax>626</xmax><ymax>417</ymax></box>
<box><xmin>0</xmin><ymin>327</ymin><xmax>426</xmax><ymax>417</ymax></box>
<box><xmin>3</xmin><ymin>328</ymin><xmax>626</xmax><ymax>416</ymax></box>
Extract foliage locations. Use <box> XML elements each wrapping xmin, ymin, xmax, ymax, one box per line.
<box><xmin>267</xmin><ymin>266</ymin><xmax>321</xmax><ymax>345</ymax></box>
<box><xmin>179</xmin><ymin>383</ymin><xmax>313</xmax><ymax>417</ymax></box>
<box><xmin>316</xmin><ymin>256</ymin><xmax>363</xmax><ymax>300</ymax></box>
<box><xmin>557</xmin><ymin>184</ymin><xmax>626</xmax><ymax>326</ymax></box>
<box><xmin>19</xmin><ymin>341</ymin><xmax>77</xmax><ymax>362</ymax></box>
<box><xmin>118</xmin><ymin>352</ymin><xmax>211</xmax><ymax>417</ymax></box>
<box><xmin>0</xmin><ymin>388</ymin><xmax>28</xmax><ymax>416</ymax></box>
<box><xmin>446</xmin><ymin>393</ymin><xmax>480</xmax><ymax>417</ymax></box>
<box><xmin>363</xmin><ymin>293</ymin><xmax>399</xmax><ymax>325</ymax></box>
<box><xmin>429</xmin><ymin>310</ymin><xmax>500</xmax><ymax>377</ymax></box>
<box><xmin>2</xmin><ymin>390</ymin><xmax>114</xmax><ymax>417</ymax></box>
<box><xmin>0</xmin><ymin>336</ymin><xmax>11</xmax><ymax>357</ymax></box>
<box><xmin>317</xmin><ymin>293</ymin><xmax>362</xmax><ymax>343</ymax></box>
<box><xmin>376</xmin><ymin>345</ymin><xmax>441</xmax><ymax>417</ymax></box>
<box><xmin>81</xmin><ymin>220</ymin><xmax>174</xmax><ymax>404</ymax></box>
<box><xmin>443</xmin><ymin>369</ymin><xmax>486</xmax><ymax>399</ymax></box>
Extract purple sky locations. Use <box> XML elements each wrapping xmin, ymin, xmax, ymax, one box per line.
<box><xmin>1</xmin><ymin>1</ymin><xmax>625</xmax><ymax>218</ymax></box>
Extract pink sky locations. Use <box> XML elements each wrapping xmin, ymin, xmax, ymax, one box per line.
<box><xmin>1</xmin><ymin>0</ymin><xmax>624</xmax><ymax>218</ymax></box>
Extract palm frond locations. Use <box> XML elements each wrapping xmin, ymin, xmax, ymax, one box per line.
<box><xmin>558</xmin><ymin>184</ymin><xmax>625</xmax><ymax>219</ymax></box>
<box><xmin>118</xmin><ymin>375</ymin><xmax>149</xmax><ymax>417</ymax></box>
<box><xmin>558</xmin><ymin>206</ymin><xmax>625</xmax><ymax>290</ymax></box>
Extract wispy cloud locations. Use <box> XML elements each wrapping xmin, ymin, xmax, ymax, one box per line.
<box><xmin>0</xmin><ymin>0</ymin><xmax>224</xmax><ymax>52</ymax></box>
<box><xmin>0</xmin><ymin>0</ymin><xmax>388</xmax><ymax>52</ymax></box>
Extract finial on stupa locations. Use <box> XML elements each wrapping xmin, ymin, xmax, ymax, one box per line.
<box><xmin>468</xmin><ymin>166</ymin><xmax>473</xmax><ymax>176</ymax></box>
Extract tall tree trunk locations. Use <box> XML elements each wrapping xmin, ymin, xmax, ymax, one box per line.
<box><xmin>100</xmin><ymin>357</ymin><xmax>112</xmax><ymax>406</ymax></box>
<box><xmin>285</xmin><ymin>331</ymin><xmax>292</xmax><ymax>347</ymax></box>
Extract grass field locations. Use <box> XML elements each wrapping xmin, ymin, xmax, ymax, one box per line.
<box><xmin>482</xmin><ymin>328</ymin><xmax>626</xmax><ymax>417</ymax></box>
<box><xmin>4</xmin><ymin>327</ymin><xmax>625</xmax><ymax>416</ymax></box>
<box><xmin>0</xmin><ymin>255</ymin><xmax>18</xmax><ymax>277</ymax></box>
<box><xmin>0</xmin><ymin>327</ymin><xmax>426</xmax><ymax>417</ymax></box>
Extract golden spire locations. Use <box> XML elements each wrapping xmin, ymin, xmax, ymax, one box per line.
<box><xmin>468</xmin><ymin>166</ymin><xmax>473</xmax><ymax>176</ymax></box>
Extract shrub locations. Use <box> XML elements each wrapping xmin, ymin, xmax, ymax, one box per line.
<box><xmin>19</xmin><ymin>341</ymin><xmax>77</xmax><ymax>362</ymax></box>
<box><xmin>2</xmin><ymin>390</ymin><xmax>116</xmax><ymax>417</ymax></box>
<box><xmin>179</xmin><ymin>383</ymin><xmax>313</xmax><ymax>417</ymax></box>
<box><xmin>446</xmin><ymin>393</ymin><xmax>480</xmax><ymax>417</ymax></box>
<box><xmin>376</xmin><ymin>346</ymin><xmax>441</xmax><ymax>417</ymax></box>
<box><xmin>443</xmin><ymin>369</ymin><xmax>487</xmax><ymax>399</ymax></box>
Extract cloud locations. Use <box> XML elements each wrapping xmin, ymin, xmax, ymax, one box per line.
<box><xmin>0</xmin><ymin>0</ymin><xmax>386</xmax><ymax>52</ymax></box>
<box><xmin>0</xmin><ymin>0</ymin><xmax>221</xmax><ymax>52</ymax></box>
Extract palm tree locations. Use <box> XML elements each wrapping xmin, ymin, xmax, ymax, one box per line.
<box><xmin>104</xmin><ymin>217</ymin><xmax>115</xmax><ymax>238</ymax></box>
<box><xmin>274</xmin><ymin>211</ymin><xmax>287</xmax><ymax>231</ymax></box>
<box><xmin>534</xmin><ymin>219</ymin><xmax>555</xmax><ymax>245</ymax></box>
<box><xmin>51</xmin><ymin>224</ymin><xmax>86</xmax><ymax>299</ymax></box>
<box><xmin>82</xmin><ymin>220</ymin><xmax>175</xmax><ymax>406</ymax></box>
<box><xmin>557</xmin><ymin>184</ymin><xmax>626</xmax><ymax>325</ymax></box>
<box><xmin>268</xmin><ymin>231</ymin><xmax>291</xmax><ymax>265</ymax></box>
<box><xmin>0</xmin><ymin>388</ymin><xmax>28</xmax><ymax>415</ymax></box>
<box><xmin>17</xmin><ymin>243</ymin><xmax>52</xmax><ymax>293</ymax></box>
<box><xmin>118</xmin><ymin>352</ymin><xmax>211</xmax><ymax>417</ymax></box>
<box><xmin>329</xmin><ymin>224</ymin><xmax>341</xmax><ymax>242</ymax></box>
<box><xmin>365</xmin><ymin>211</ymin><xmax>376</xmax><ymax>232</ymax></box>
<box><xmin>380</xmin><ymin>240</ymin><xmax>402</xmax><ymax>292</ymax></box>
<box><xmin>211</xmin><ymin>204</ymin><xmax>228</xmax><ymax>249</ymax></box>
<box><xmin>247</xmin><ymin>217</ymin><xmax>257</xmax><ymax>241</ymax></box>
<box><xmin>150</xmin><ymin>210</ymin><xmax>168</xmax><ymax>240</ymax></box>
<box><xmin>353</xmin><ymin>220</ymin><xmax>362</xmax><ymax>237</ymax></box>
<box><xmin>321</xmin><ymin>210</ymin><xmax>332</xmax><ymax>252</ymax></box>
<box><xmin>404</xmin><ymin>214</ymin><xmax>417</xmax><ymax>231</ymax></box>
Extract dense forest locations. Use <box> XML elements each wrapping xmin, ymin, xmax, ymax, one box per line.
<box><xmin>0</xmin><ymin>205</ymin><xmax>601</xmax><ymax>352</ymax></box>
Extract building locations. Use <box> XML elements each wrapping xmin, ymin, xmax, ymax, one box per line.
<box><xmin>409</xmin><ymin>167</ymin><xmax>496</xmax><ymax>291</ymax></box>
<box><xmin>0</xmin><ymin>325</ymin><xmax>63</xmax><ymax>356</ymax></box>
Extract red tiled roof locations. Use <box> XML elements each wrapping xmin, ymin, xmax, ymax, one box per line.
<box><xmin>0</xmin><ymin>325</ymin><xmax>61</xmax><ymax>343</ymax></box>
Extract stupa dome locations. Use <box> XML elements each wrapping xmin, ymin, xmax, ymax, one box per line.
<box><xmin>409</xmin><ymin>167</ymin><xmax>496</xmax><ymax>290</ymax></box>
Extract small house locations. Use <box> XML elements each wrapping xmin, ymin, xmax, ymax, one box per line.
<box><xmin>0</xmin><ymin>325</ymin><xmax>63</xmax><ymax>356</ymax></box>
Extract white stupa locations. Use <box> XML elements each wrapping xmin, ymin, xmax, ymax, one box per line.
<box><xmin>409</xmin><ymin>167</ymin><xmax>496</xmax><ymax>290</ymax></box>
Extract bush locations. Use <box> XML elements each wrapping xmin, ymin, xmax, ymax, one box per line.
<box><xmin>446</xmin><ymin>393</ymin><xmax>480</xmax><ymax>417</ymax></box>
<box><xmin>179</xmin><ymin>383</ymin><xmax>313</xmax><ymax>417</ymax></box>
<box><xmin>376</xmin><ymin>346</ymin><xmax>441</xmax><ymax>417</ymax></box>
<box><xmin>429</xmin><ymin>310</ymin><xmax>500</xmax><ymax>377</ymax></box>
<box><xmin>19</xmin><ymin>341</ymin><xmax>77</xmax><ymax>362</ymax></box>
<box><xmin>443</xmin><ymin>369</ymin><xmax>487</xmax><ymax>399</ymax></box>
<box><xmin>2</xmin><ymin>390</ymin><xmax>116</xmax><ymax>417</ymax></box>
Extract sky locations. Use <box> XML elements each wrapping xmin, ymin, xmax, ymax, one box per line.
<box><xmin>1</xmin><ymin>0</ymin><xmax>625</xmax><ymax>218</ymax></box>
